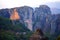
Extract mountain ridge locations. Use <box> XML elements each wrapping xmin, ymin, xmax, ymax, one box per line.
<box><xmin>0</xmin><ymin>5</ymin><xmax>60</xmax><ymax>36</ymax></box>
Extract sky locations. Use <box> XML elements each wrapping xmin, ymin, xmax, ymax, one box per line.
<box><xmin>0</xmin><ymin>0</ymin><xmax>60</xmax><ymax>9</ymax></box>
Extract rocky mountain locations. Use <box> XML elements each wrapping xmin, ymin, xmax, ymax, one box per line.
<box><xmin>33</xmin><ymin>5</ymin><xmax>52</xmax><ymax>33</ymax></box>
<box><xmin>0</xmin><ymin>5</ymin><xmax>60</xmax><ymax>37</ymax></box>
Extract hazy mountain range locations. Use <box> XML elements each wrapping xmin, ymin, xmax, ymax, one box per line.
<box><xmin>51</xmin><ymin>8</ymin><xmax>60</xmax><ymax>14</ymax></box>
<box><xmin>45</xmin><ymin>2</ymin><xmax>60</xmax><ymax>9</ymax></box>
<box><xmin>45</xmin><ymin>2</ymin><xmax>60</xmax><ymax>14</ymax></box>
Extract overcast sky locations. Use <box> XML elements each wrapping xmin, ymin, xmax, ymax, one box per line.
<box><xmin>0</xmin><ymin>0</ymin><xmax>60</xmax><ymax>9</ymax></box>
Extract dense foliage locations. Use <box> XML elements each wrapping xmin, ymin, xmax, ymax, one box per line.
<box><xmin>0</xmin><ymin>16</ymin><xmax>32</xmax><ymax>40</ymax></box>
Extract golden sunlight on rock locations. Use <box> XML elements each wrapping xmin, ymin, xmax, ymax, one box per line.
<box><xmin>10</xmin><ymin>9</ymin><xmax>20</xmax><ymax>20</ymax></box>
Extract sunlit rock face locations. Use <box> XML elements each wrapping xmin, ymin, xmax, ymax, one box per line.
<box><xmin>10</xmin><ymin>9</ymin><xmax>20</xmax><ymax>20</ymax></box>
